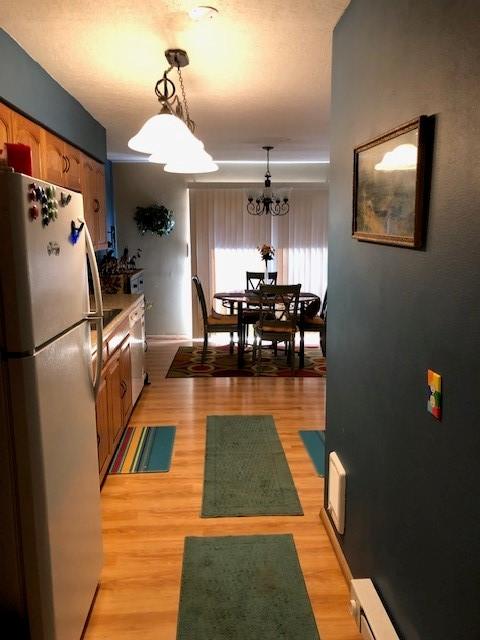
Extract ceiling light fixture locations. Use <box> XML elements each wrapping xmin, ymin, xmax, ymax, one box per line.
<box><xmin>247</xmin><ymin>146</ymin><xmax>289</xmax><ymax>216</ymax></box>
<box><xmin>189</xmin><ymin>5</ymin><xmax>218</xmax><ymax>21</ymax></box>
<box><xmin>128</xmin><ymin>48</ymin><xmax>218</xmax><ymax>174</ymax></box>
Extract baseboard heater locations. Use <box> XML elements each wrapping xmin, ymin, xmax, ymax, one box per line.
<box><xmin>350</xmin><ymin>579</ymin><xmax>399</xmax><ymax>639</ymax></box>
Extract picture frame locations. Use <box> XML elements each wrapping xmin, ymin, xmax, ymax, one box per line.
<box><xmin>352</xmin><ymin>116</ymin><xmax>431</xmax><ymax>248</ymax></box>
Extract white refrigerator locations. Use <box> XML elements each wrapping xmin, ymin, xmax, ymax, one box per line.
<box><xmin>0</xmin><ymin>172</ymin><xmax>104</xmax><ymax>639</ymax></box>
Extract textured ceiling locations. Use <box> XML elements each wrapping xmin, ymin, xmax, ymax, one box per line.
<box><xmin>1</xmin><ymin>0</ymin><xmax>349</xmax><ymax>163</ymax></box>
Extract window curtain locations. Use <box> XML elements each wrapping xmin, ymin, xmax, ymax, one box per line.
<box><xmin>190</xmin><ymin>187</ymin><xmax>328</xmax><ymax>338</ymax></box>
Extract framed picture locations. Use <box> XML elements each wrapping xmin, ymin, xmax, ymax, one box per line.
<box><xmin>352</xmin><ymin>116</ymin><xmax>431</xmax><ymax>248</ymax></box>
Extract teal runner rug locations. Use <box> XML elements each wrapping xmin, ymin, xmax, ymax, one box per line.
<box><xmin>202</xmin><ymin>415</ymin><xmax>303</xmax><ymax>517</ymax></box>
<box><xmin>109</xmin><ymin>426</ymin><xmax>176</xmax><ymax>474</ymax></box>
<box><xmin>176</xmin><ymin>534</ymin><xmax>320</xmax><ymax>640</ymax></box>
<box><xmin>299</xmin><ymin>430</ymin><xmax>326</xmax><ymax>476</ymax></box>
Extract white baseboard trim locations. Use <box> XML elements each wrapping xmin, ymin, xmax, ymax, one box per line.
<box><xmin>320</xmin><ymin>506</ymin><xmax>353</xmax><ymax>585</ymax></box>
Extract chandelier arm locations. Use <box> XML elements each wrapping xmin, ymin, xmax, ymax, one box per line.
<box><xmin>177</xmin><ymin>66</ymin><xmax>196</xmax><ymax>133</ymax></box>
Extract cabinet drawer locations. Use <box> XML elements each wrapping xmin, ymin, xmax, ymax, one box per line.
<box><xmin>106</xmin><ymin>317</ymin><xmax>129</xmax><ymax>355</ymax></box>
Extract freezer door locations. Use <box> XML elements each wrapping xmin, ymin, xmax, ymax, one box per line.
<box><xmin>8</xmin><ymin>322</ymin><xmax>102</xmax><ymax>640</ymax></box>
<box><xmin>0</xmin><ymin>172</ymin><xmax>89</xmax><ymax>353</ymax></box>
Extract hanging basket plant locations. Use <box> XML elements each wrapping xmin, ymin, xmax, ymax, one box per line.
<box><xmin>134</xmin><ymin>203</ymin><xmax>175</xmax><ymax>237</ymax></box>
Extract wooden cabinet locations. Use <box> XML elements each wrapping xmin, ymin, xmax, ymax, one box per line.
<box><xmin>1</xmin><ymin>100</ymin><xmax>107</xmax><ymax>250</ymax></box>
<box><xmin>64</xmin><ymin>142</ymin><xmax>82</xmax><ymax>191</ymax></box>
<box><xmin>106</xmin><ymin>350</ymin><xmax>123</xmax><ymax>450</ymax></box>
<box><xmin>0</xmin><ymin>102</ymin><xmax>13</xmax><ymax>161</ymax></box>
<box><xmin>11</xmin><ymin>112</ymin><xmax>43</xmax><ymax>179</ymax></box>
<box><xmin>81</xmin><ymin>157</ymin><xmax>107</xmax><ymax>249</ymax></box>
<box><xmin>96</xmin><ymin>372</ymin><xmax>110</xmax><ymax>478</ymax></box>
<box><xmin>43</xmin><ymin>131</ymin><xmax>65</xmax><ymax>186</ymax></box>
<box><xmin>119</xmin><ymin>339</ymin><xmax>132</xmax><ymax>424</ymax></box>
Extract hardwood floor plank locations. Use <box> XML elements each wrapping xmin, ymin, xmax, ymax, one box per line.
<box><xmin>84</xmin><ymin>340</ymin><xmax>360</xmax><ymax>640</ymax></box>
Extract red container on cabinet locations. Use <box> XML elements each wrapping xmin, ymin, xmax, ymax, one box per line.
<box><xmin>5</xmin><ymin>143</ymin><xmax>33</xmax><ymax>176</ymax></box>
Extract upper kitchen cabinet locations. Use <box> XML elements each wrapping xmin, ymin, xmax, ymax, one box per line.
<box><xmin>43</xmin><ymin>131</ymin><xmax>65</xmax><ymax>186</ymax></box>
<box><xmin>11</xmin><ymin>112</ymin><xmax>43</xmax><ymax>179</ymax></box>
<box><xmin>43</xmin><ymin>134</ymin><xmax>83</xmax><ymax>192</ymax></box>
<box><xmin>81</xmin><ymin>157</ymin><xmax>107</xmax><ymax>250</ymax></box>
<box><xmin>0</xmin><ymin>103</ymin><xmax>13</xmax><ymax>158</ymax></box>
<box><xmin>63</xmin><ymin>143</ymin><xmax>82</xmax><ymax>192</ymax></box>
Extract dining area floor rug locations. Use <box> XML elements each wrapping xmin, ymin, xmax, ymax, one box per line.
<box><xmin>299</xmin><ymin>430</ymin><xmax>326</xmax><ymax>476</ymax></box>
<box><xmin>202</xmin><ymin>415</ymin><xmax>303</xmax><ymax>517</ymax></box>
<box><xmin>166</xmin><ymin>344</ymin><xmax>326</xmax><ymax>378</ymax></box>
<box><xmin>109</xmin><ymin>426</ymin><xmax>176</xmax><ymax>474</ymax></box>
<box><xmin>176</xmin><ymin>534</ymin><xmax>320</xmax><ymax>640</ymax></box>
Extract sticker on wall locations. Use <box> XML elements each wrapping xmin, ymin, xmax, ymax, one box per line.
<box><xmin>427</xmin><ymin>369</ymin><xmax>442</xmax><ymax>420</ymax></box>
<box><xmin>69</xmin><ymin>220</ymin><xmax>84</xmax><ymax>245</ymax></box>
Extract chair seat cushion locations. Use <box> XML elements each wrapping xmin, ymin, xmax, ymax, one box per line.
<box><xmin>255</xmin><ymin>320</ymin><xmax>296</xmax><ymax>334</ymax></box>
<box><xmin>300</xmin><ymin>316</ymin><xmax>325</xmax><ymax>330</ymax></box>
<box><xmin>208</xmin><ymin>312</ymin><xmax>238</xmax><ymax>327</ymax></box>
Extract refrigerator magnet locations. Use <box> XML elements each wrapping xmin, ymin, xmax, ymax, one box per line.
<box><xmin>69</xmin><ymin>220</ymin><xmax>84</xmax><ymax>245</ymax></box>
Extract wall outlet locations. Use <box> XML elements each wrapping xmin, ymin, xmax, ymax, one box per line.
<box><xmin>427</xmin><ymin>369</ymin><xmax>442</xmax><ymax>420</ymax></box>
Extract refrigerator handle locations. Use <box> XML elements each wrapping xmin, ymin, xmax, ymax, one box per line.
<box><xmin>84</xmin><ymin>221</ymin><xmax>104</xmax><ymax>399</ymax></box>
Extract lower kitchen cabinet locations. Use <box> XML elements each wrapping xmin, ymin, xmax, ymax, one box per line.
<box><xmin>95</xmin><ymin>333</ymin><xmax>134</xmax><ymax>484</ymax></box>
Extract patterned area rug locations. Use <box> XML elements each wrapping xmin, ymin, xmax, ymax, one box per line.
<box><xmin>176</xmin><ymin>535</ymin><xmax>320</xmax><ymax>640</ymax></box>
<box><xmin>109</xmin><ymin>426</ymin><xmax>176</xmax><ymax>474</ymax></box>
<box><xmin>166</xmin><ymin>344</ymin><xmax>326</xmax><ymax>378</ymax></box>
<box><xmin>202</xmin><ymin>415</ymin><xmax>303</xmax><ymax>517</ymax></box>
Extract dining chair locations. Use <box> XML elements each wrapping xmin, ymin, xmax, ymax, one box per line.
<box><xmin>242</xmin><ymin>271</ymin><xmax>278</xmax><ymax>343</ymax></box>
<box><xmin>246</xmin><ymin>271</ymin><xmax>278</xmax><ymax>290</ymax></box>
<box><xmin>253</xmin><ymin>284</ymin><xmax>301</xmax><ymax>375</ymax></box>
<box><xmin>299</xmin><ymin>289</ymin><xmax>327</xmax><ymax>366</ymax></box>
<box><xmin>192</xmin><ymin>275</ymin><xmax>239</xmax><ymax>362</ymax></box>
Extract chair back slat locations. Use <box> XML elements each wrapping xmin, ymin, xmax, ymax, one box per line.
<box><xmin>246</xmin><ymin>271</ymin><xmax>278</xmax><ymax>289</ymax></box>
<box><xmin>192</xmin><ymin>275</ymin><xmax>208</xmax><ymax>325</ymax></box>
<box><xmin>258</xmin><ymin>284</ymin><xmax>301</xmax><ymax>326</ymax></box>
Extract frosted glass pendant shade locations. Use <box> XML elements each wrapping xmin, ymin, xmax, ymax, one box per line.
<box><xmin>127</xmin><ymin>112</ymin><xmax>195</xmax><ymax>155</ymax></box>
<box><xmin>164</xmin><ymin>150</ymin><xmax>218</xmax><ymax>174</ymax></box>
<box><xmin>148</xmin><ymin>137</ymin><xmax>205</xmax><ymax>165</ymax></box>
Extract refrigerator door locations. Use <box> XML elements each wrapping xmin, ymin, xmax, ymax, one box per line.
<box><xmin>8</xmin><ymin>321</ymin><xmax>102</xmax><ymax>640</ymax></box>
<box><xmin>0</xmin><ymin>172</ymin><xmax>89</xmax><ymax>353</ymax></box>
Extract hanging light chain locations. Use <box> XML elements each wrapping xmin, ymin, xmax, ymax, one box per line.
<box><xmin>177</xmin><ymin>66</ymin><xmax>195</xmax><ymax>133</ymax></box>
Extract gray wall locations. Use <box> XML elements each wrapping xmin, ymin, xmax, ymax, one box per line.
<box><xmin>0</xmin><ymin>28</ymin><xmax>106</xmax><ymax>161</ymax></box>
<box><xmin>113</xmin><ymin>164</ymin><xmax>191</xmax><ymax>336</ymax></box>
<box><xmin>327</xmin><ymin>1</ymin><xmax>480</xmax><ymax>639</ymax></box>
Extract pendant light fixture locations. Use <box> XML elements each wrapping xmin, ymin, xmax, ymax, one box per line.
<box><xmin>128</xmin><ymin>49</ymin><xmax>218</xmax><ymax>174</ymax></box>
<box><xmin>247</xmin><ymin>146</ymin><xmax>289</xmax><ymax>216</ymax></box>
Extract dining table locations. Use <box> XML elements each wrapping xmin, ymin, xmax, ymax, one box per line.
<box><xmin>213</xmin><ymin>290</ymin><xmax>320</xmax><ymax>368</ymax></box>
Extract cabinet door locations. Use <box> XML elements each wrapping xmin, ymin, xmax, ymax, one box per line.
<box><xmin>93</xmin><ymin>161</ymin><xmax>107</xmax><ymax>249</ymax></box>
<box><xmin>106</xmin><ymin>352</ymin><xmax>123</xmax><ymax>449</ymax></box>
<box><xmin>64</xmin><ymin>142</ymin><xmax>82</xmax><ymax>191</ymax></box>
<box><xmin>119</xmin><ymin>338</ymin><xmax>132</xmax><ymax>425</ymax></box>
<box><xmin>11</xmin><ymin>112</ymin><xmax>44</xmax><ymax>179</ymax></box>
<box><xmin>43</xmin><ymin>131</ymin><xmax>66</xmax><ymax>187</ymax></box>
<box><xmin>81</xmin><ymin>156</ymin><xmax>96</xmax><ymax>243</ymax></box>
<box><xmin>0</xmin><ymin>102</ymin><xmax>13</xmax><ymax>162</ymax></box>
<box><xmin>95</xmin><ymin>372</ymin><xmax>110</xmax><ymax>479</ymax></box>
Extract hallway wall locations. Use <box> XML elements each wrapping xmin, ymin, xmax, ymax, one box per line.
<box><xmin>326</xmin><ymin>1</ymin><xmax>480</xmax><ymax>638</ymax></box>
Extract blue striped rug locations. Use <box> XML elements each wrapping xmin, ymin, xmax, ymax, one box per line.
<box><xmin>109</xmin><ymin>426</ymin><xmax>176</xmax><ymax>474</ymax></box>
<box><xmin>299</xmin><ymin>430</ymin><xmax>326</xmax><ymax>476</ymax></box>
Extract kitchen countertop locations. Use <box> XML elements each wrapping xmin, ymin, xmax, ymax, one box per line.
<box><xmin>91</xmin><ymin>292</ymin><xmax>144</xmax><ymax>354</ymax></box>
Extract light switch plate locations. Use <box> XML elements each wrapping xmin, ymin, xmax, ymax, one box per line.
<box><xmin>427</xmin><ymin>369</ymin><xmax>442</xmax><ymax>420</ymax></box>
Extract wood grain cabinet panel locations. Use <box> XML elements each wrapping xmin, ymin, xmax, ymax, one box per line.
<box><xmin>93</xmin><ymin>161</ymin><xmax>107</xmax><ymax>249</ymax></box>
<box><xmin>120</xmin><ymin>338</ymin><xmax>132</xmax><ymax>425</ymax></box>
<box><xmin>11</xmin><ymin>112</ymin><xmax>44</xmax><ymax>179</ymax></box>
<box><xmin>43</xmin><ymin>131</ymin><xmax>66</xmax><ymax>186</ymax></box>
<box><xmin>81</xmin><ymin>156</ymin><xmax>96</xmax><ymax>241</ymax></box>
<box><xmin>64</xmin><ymin>142</ymin><xmax>82</xmax><ymax>191</ymax></box>
<box><xmin>106</xmin><ymin>351</ymin><xmax>123</xmax><ymax>451</ymax></box>
<box><xmin>0</xmin><ymin>102</ymin><xmax>13</xmax><ymax>162</ymax></box>
<box><xmin>95</xmin><ymin>373</ymin><xmax>110</xmax><ymax>479</ymax></box>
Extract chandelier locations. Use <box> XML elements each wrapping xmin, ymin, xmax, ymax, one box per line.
<box><xmin>247</xmin><ymin>146</ymin><xmax>289</xmax><ymax>216</ymax></box>
<box><xmin>128</xmin><ymin>49</ymin><xmax>217</xmax><ymax>174</ymax></box>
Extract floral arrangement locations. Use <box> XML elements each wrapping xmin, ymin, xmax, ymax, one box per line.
<box><xmin>257</xmin><ymin>243</ymin><xmax>275</xmax><ymax>261</ymax></box>
<box><xmin>134</xmin><ymin>203</ymin><xmax>175</xmax><ymax>236</ymax></box>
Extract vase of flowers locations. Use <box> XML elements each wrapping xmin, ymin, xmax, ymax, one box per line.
<box><xmin>257</xmin><ymin>243</ymin><xmax>275</xmax><ymax>282</ymax></box>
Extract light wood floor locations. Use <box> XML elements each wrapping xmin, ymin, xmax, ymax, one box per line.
<box><xmin>84</xmin><ymin>340</ymin><xmax>361</xmax><ymax>640</ymax></box>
